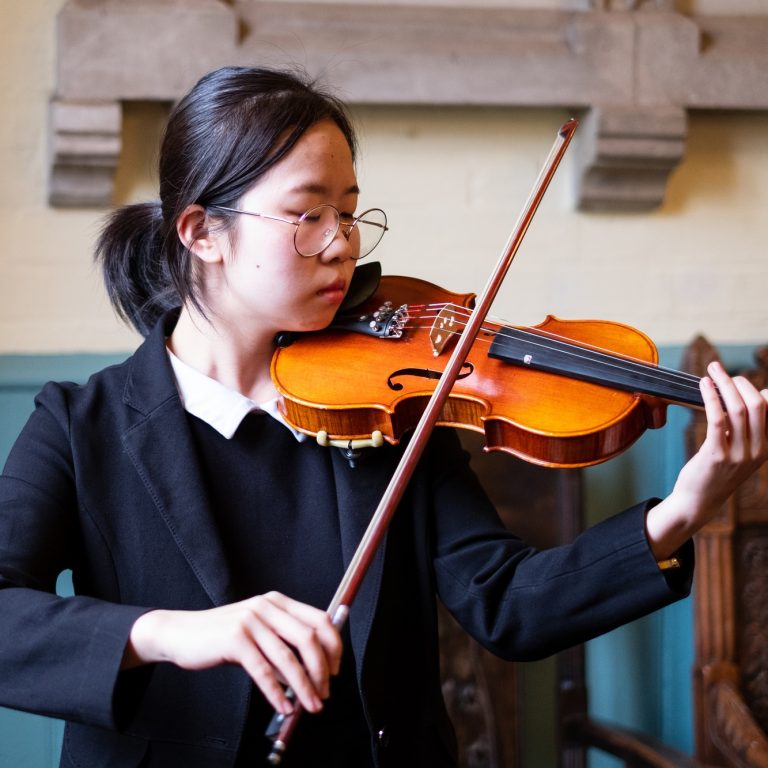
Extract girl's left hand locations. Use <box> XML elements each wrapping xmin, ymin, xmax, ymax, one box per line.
<box><xmin>646</xmin><ymin>360</ymin><xmax>768</xmax><ymax>560</ymax></box>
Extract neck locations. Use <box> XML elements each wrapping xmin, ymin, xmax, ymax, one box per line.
<box><xmin>168</xmin><ymin>305</ymin><xmax>279</xmax><ymax>403</ymax></box>
<box><xmin>487</xmin><ymin>324</ymin><xmax>705</xmax><ymax>409</ymax></box>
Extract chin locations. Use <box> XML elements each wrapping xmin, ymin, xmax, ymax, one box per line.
<box><xmin>292</xmin><ymin>314</ymin><xmax>336</xmax><ymax>334</ymax></box>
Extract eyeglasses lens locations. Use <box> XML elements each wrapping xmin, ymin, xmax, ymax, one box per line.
<box><xmin>295</xmin><ymin>205</ymin><xmax>338</xmax><ymax>257</ymax></box>
<box><xmin>355</xmin><ymin>209</ymin><xmax>387</xmax><ymax>259</ymax></box>
<box><xmin>295</xmin><ymin>206</ymin><xmax>387</xmax><ymax>259</ymax></box>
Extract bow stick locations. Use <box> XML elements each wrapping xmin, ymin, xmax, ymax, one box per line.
<box><xmin>266</xmin><ymin>117</ymin><xmax>579</xmax><ymax>764</ymax></box>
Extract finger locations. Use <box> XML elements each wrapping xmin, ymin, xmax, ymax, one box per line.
<box><xmin>709</xmin><ymin>361</ymin><xmax>768</xmax><ymax>458</ymax></box>
<box><xmin>763</xmin><ymin>387</ymin><xmax>768</xmax><ymax>444</ymax></box>
<box><xmin>730</xmin><ymin>378</ymin><xmax>768</xmax><ymax>459</ymax></box>
<box><xmin>244</xmin><ymin>610</ymin><xmax>325</xmax><ymax>712</ymax></box>
<box><xmin>262</xmin><ymin>592</ymin><xmax>343</xmax><ymax>675</ymax></box>
<box><xmin>247</xmin><ymin>595</ymin><xmax>336</xmax><ymax>702</ymax></box>
<box><xmin>234</xmin><ymin>627</ymin><xmax>298</xmax><ymax>715</ymax></box>
<box><xmin>709</xmin><ymin>363</ymin><xmax>758</xmax><ymax>443</ymax></box>
<box><xmin>700</xmin><ymin>366</ymin><xmax>730</xmax><ymax>453</ymax></box>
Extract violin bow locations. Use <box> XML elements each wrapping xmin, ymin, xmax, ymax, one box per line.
<box><xmin>266</xmin><ymin>117</ymin><xmax>579</xmax><ymax>764</ymax></box>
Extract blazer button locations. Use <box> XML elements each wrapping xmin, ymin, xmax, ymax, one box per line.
<box><xmin>377</xmin><ymin>726</ymin><xmax>390</xmax><ymax>748</ymax></box>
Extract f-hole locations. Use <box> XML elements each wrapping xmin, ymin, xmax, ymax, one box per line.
<box><xmin>387</xmin><ymin>362</ymin><xmax>475</xmax><ymax>391</ymax></box>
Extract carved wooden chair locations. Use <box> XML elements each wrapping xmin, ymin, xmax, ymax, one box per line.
<box><xmin>439</xmin><ymin>430</ymin><xmax>705</xmax><ymax>767</ymax></box>
<box><xmin>681</xmin><ymin>336</ymin><xmax>768</xmax><ymax>768</ymax></box>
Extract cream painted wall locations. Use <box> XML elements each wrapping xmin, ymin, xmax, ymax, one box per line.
<box><xmin>1</xmin><ymin>0</ymin><xmax>766</xmax><ymax>354</ymax></box>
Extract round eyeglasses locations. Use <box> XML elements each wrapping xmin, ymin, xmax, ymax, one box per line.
<box><xmin>209</xmin><ymin>204</ymin><xmax>388</xmax><ymax>260</ymax></box>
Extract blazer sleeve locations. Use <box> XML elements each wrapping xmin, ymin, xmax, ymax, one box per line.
<box><xmin>424</xmin><ymin>428</ymin><xmax>693</xmax><ymax>661</ymax></box>
<box><xmin>0</xmin><ymin>383</ymin><xmax>149</xmax><ymax>729</ymax></box>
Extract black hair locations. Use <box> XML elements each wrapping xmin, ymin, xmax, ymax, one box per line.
<box><xmin>95</xmin><ymin>66</ymin><xmax>357</xmax><ymax>336</ymax></box>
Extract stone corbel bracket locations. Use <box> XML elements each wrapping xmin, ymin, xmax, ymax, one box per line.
<box><xmin>575</xmin><ymin>106</ymin><xmax>687</xmax><ymax>212</ymax></box>
<box><xmin>50</xmin><ymin>0</ymin><xmax>239</xmax><ymax>208</ymax></box>
<box><xmin>49</xmin><ymin>99</ymin><xmax>121</xmax><ymax>208</ymax></box>
<box><xmin>50</xmin><ymin>1</ymin><xmax>768</xmax><ymax>211</ymax></box>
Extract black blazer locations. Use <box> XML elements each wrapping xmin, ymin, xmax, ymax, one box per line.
<box><xmin>0</xmin><ymin>314</ymin><xmax>692</xmax><ymax>767</ymax></box>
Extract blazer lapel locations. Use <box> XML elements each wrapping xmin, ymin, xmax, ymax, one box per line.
<box><xmin>120</xmin><ymin>315</ymin><xmax>236</xmax><ymax>607</ymax></box>
<box><xmin>329</xmin><ymin>447</ymin><xmax>400</xmax><ymax>673</ymax></box>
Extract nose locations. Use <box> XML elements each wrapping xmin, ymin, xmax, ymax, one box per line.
<box><xmin>319</xmin><ymin>223</ymin><xmax>357</xmax><ymax>262</ymax></box>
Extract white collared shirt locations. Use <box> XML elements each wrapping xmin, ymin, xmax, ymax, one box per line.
<box><xmin>166</xmin><ymin>347</ymin><xmax>306</xmax><ymax>442</ymax></box>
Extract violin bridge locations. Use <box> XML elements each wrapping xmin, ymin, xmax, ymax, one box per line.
<box><xmin>430</xmin><ymin>304</ymin><xmax>462</xmax><ymax>357</ymax></box>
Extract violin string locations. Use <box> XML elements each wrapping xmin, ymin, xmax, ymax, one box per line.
<box><xmin>428</xmin><ymin>304</ymin><xmax>703</xmax><ymax>390</ymax></box>
<box><xmin>447</xmin><ymin>306</ymin><xmax>703</xmax><ymax>392</ymax></box>
<box><xmin>399</xmin><ymin>303</ymin><xmax>703</xmax><ymax>396</ymax></box>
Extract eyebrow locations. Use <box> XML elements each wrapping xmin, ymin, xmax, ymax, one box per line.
<box><xmin>288</xmin><ymin>183</ymin><xmax>360</xmax><ymax>196</ymax></box>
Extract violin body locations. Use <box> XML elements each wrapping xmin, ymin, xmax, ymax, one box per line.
<box><xmin>272</xmin><ymin>275</ymin><xmax>672</xmax><ymax>469</ymax></box>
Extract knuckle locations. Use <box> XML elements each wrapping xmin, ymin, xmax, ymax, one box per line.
<box><xmin>294</xmin><ymin>625</ymin><xmax>318</xmax><ymax>648</ymax></box>
<box><xmin>228</xmin><ymin>621</ymin><xmax>252</xmax><ymax>647</ymax></box>
<box><xmin>273</xmin><ymin>645</ymin><xmax>300</xmax><ymax>671</ymax></box>
<box><xmin>317</xmin><ymin>613</ymin><xmax>335</xmax><ymax>631</ymax></box>
<box><xmin>271</xmin><ymin>639</ymin><xmax>294</xmax><ymax>661</ymax></box>
<box><xmin>247</xmin><ymin>594</ymin><xmax>267</xmax><ymax>613</ymax></box>
<box><xmin>730</xmin><ymin>403</ymin><xmax>747</xmax><ymax>421</ymax></box>
<box><xmin>250</xmin><ymin>656</ymin><xmax>273</xmax><ymax>679</ymax></box>
<box><xmin>250</xmin><ymin>653</ymin><xmax>272</xmax><ymax>677</ymax></box>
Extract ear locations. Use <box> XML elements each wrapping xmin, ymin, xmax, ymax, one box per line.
<box><xmin>176</xmin><ymin>204</ymin><xmax>224</xmax><ymax>264</ymax></box>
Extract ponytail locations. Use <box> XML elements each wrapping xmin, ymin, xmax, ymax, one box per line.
<box><xmin>95</xmin><ymin>202</ymin><xmax>178</xmax><ymax>337</ymax></box>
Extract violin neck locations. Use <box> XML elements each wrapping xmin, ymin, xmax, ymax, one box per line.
<box><xmin>488</xmin><ymin>326</ymin><xmax>705</xmax><ymax>409</ymax></box>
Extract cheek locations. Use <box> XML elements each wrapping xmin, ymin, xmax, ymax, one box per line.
<box><xmin>259</xmin><ymin>233</ymin><xmax>301</xmax><ymax>269</ymax></box>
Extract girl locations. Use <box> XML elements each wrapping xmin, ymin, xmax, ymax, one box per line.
<box><xmin>1</xmin><ymin>66</ymin><xmax>766</xmax><ymax>767</ymax></box>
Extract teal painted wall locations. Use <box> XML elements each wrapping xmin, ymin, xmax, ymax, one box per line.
<box><xmin>0</xmin><ymin>355</ymin><xmax>124</xmax><ymax>768</ymax></box>
<box><xmin>0</xmin><ymin>347</ymin><xmax>757</xmax><ymax>766</ymax></box>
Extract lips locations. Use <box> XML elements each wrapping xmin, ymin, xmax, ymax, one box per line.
<box><xmin>316</xmin><ymin>279</ymin><xmax>347</xmax><ymax>304</ymax></box>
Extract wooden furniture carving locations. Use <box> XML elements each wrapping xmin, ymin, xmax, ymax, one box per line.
<box><xmin>681</xmin><ymin>337</ymin><xmax>768</xmax><ymax>768</ymax></box>
<box><xmin>439</xmin><ymin>606</ymin><xmax>520</xmax><ymax>767</ymax></box>
<box><xmin>441</xmin><ymin>431</ymin><xmax>705</xmax><ymax>767</ymax></box>
<box><xmin>440</xmin><ymin>433</ymin><xmax>582</xmax><ymax>766</ymax></box>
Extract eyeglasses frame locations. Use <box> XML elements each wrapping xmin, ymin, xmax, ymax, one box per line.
<box><xmin>207</xmin><ymin>203</ymin><xmax>388</xmax><ymax>259</ymax></box>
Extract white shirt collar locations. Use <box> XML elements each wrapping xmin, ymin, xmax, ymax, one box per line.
<box><xmin>166</xmin><ymin>347</ymin><xmax>306</xmax><ymax>442</ymax></box>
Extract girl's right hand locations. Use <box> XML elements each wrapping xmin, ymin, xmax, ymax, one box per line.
<box><xmin>123</xmin><ymin>591</ymin><xmax>342</xmax><ymax>715</ymax></box>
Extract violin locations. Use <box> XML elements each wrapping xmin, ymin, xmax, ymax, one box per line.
<box><xmin>271</xmin><ymin>271</ymin><xmax>704</xmax><ymax>469</ymax></box>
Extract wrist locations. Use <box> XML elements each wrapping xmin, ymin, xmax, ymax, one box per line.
<box><xmin>123</xmin><ymin>609</ymin><xmax>169</xmax><ymax>668</ymax></box>
<box><xmin>644</xmin><ymin>494</ymin><xmax>699</xmax><ymax>561</ymax></box>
